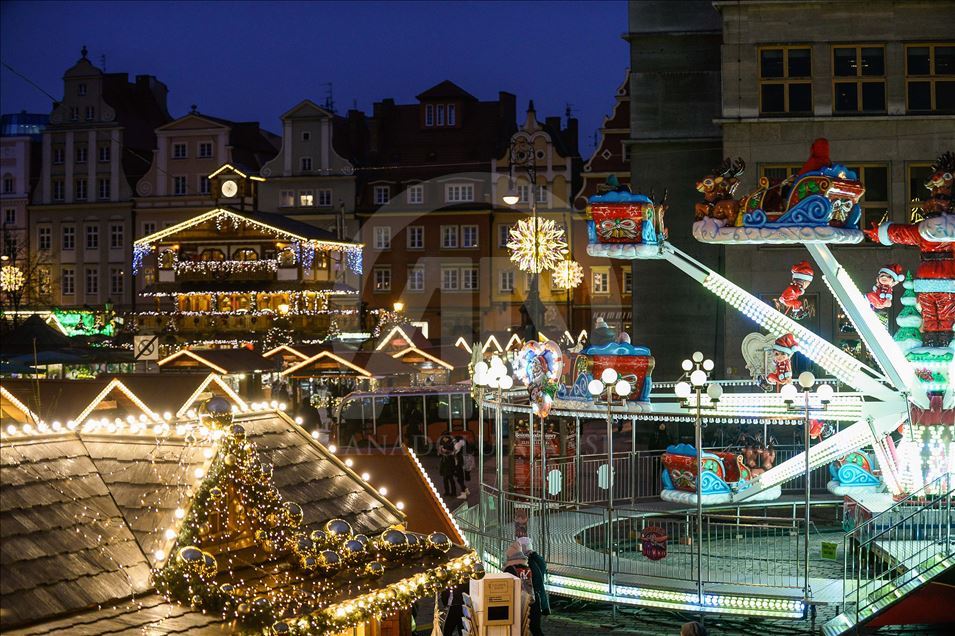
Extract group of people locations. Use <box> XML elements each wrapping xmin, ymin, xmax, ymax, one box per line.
<box><xmin>438</xmin><ymin>434</ymin><xmax>474</xmax><ymax>499</ymax></box>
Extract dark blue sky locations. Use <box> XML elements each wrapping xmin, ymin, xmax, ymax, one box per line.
<box><xmin>1</xmin><ymin>0</ymin><xmax>628</xmax><ymax>153</ymax></box>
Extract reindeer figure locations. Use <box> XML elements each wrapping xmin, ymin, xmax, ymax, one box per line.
<box><xmin>695</xmin><ymin>158</ymin><xmax>746</xmax><ymax>225</ymax></box>
<box><xmin>923</xmin><ymin>151</ymin><xmax>954</xmax><ymax>216</ymax></box>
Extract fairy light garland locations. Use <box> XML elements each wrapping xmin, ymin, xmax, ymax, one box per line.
<box><xmin>174</xmin><ymin>260</ymin><xmax>279</xmax><ymax>276</ymax></box>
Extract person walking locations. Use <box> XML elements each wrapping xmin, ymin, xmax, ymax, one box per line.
<box><xmin>518</xmin><ymin>537</ymin><xmax>548</xmax><ymax>635</ymax></box>
<box><xmin>453</xmin><ymin>436</ymin><xmax>470</xmax><ymax>499</ymax></box>
<box><xmin>440</xmin><ymin>582</ymin><xmax>467</xmax><ymax>636</ymax></box>
<box><xmin>438</xmin><ymin>435</ymin><xmax>457</xmax><ymax>497</ymax></box>
<box><xmin>503</xmin><ymin>540</ymin><xmax>536</xmax><ymax>634</ymax></box>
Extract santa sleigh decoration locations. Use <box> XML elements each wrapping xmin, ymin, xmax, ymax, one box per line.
<box><xmin>586</xmin><ymin>176</ymin><xmax>669</xmax><ymax>260</ymax></box>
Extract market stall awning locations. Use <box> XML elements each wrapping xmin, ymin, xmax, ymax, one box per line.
<box><xmin>281</xmin><ymin>349</ymin><xmax>417</xmax><ymax>379</ymax></box>
<box><xmin>158</xmin><ymin>348</ymin><xmax>277</xmax><ymax>374</ymax></box>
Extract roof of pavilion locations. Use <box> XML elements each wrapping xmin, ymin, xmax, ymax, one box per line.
<box><xmin>0</xmin><ymin>409</ymin><xmax>474</xmax><ymax>633</ymax></box>
<box><xmin>281</xmin><ymin>349</ymin><xmax>418</xmax><ymax>379</ymax></box>
<box><xmin>157</xmin><ymin>348</ymin><xmax>278</xmax><ymax>374</ymax></box>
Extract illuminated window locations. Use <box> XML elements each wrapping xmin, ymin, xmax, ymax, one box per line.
<box><xmin>833</xmin><ymin>45</ymin><xmax>886</xmax><ymax>113</ymax></box>
<box><xmin>592</xmin><ymin>268</ymin><xmax>609</xmax><ymax>294</ymax></box>
<box><xmin>906</xmin><ymin>43</ymin><xmax>955</xmax><ymax>112</ymax></box>
<box><xmin>373</xmin><ymin>267</ymin><xmax>391</xmax><ymax>292</ymax></box>
<box><xmin>759</xmin><ymin>46</ymin><xmax>812</xmax><ymax>114</ymax></box>
<box><xmin>299</xmin><ymin>190</ymin><xmax>314</xmax><ymax>207</ymax></box>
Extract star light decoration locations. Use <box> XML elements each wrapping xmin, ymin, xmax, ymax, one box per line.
<box><xmin>506</xmin><ymin>217</ymin><xmax>568</xmax><ymax>273</ymax></box>
<box><xmin>552</xmin><ymin>260</ymin><xmax>584</xmax><ymax>289</ymax></box>
<box><xmin>0</xmin><ymin>265</ymin><xmax>25</xmax><ymax>293</ymax></box>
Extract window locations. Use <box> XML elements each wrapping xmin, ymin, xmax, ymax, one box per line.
<box><xmin>408</xmin><ymin>265</ymin><xmax>425</xmax><ymax>291</ymax></box>
<box><xmin>845</xmin><ymin>164</ymin><xmax>889</xmax><ymax>229</ymax></box>
<box><xmin>172</xmin><ymin>143</ymin><xmax>187</xmax><ymax>159</ymax></box>
<box><xmin>592</xmin><ymin>269</ymin><xmax>609</xmax><ymax>294</ymax></box>
<box><xmin>77</xmin><ymin>83</ymin><xmax>86</xmax><ymax>96</ymax></box>
<box><xmin>407</xmin><ymin>226</ymin><xmax>424</xmax><ymax>249</ymax></box>
<box><xmin>60</xmin><ymin>225</ymin><xmax>75</xmax><ymax>250</ymax></box>
<box><xmin>85</xmin><ymin>225</ymin><xmax>99</xmax><ymax>250</ymax></box>
<box><xmin>110</xmin><ymin>223</ymin><xmax>124</xmax><ymax>249</ymax></box>
<box><xmin>441</xmin><ymin>267</ymin><xmax>459</xmax><ymax>290</ymax></box>
<box><xmin>623</xmin><ymin>271</ymin><xmax>633</xmax><ymax>295</ymax></box>
<box><xmin>317</xmin><ymin>189</ymin><xmax>332</xmax><ymax>207</ymax></box>
<box><xmin>38</xmin><ymin>226</ymin><xmax>52</xmax><ymax>250</ymax></box>
<box><xmin>425</xmin><ymin>104</ymin><xmax>434</xmax><ymax>127</ymax></box>
<box><xmin>909</xmin><ymin>163</ymin><xmax>935</xmax><ymax>212</ymax></box>
<box><xmin>499</xmin><ymin>270</ymin><xmax>515</xmax><ymax>292</ymax></box>
<box><xmin>436</xmin><ymin>104</ymin><xmax>445</xmax><ymax>126</ymax></box>
<box><xmin>198</xmin><ymin>142</ymin><xmax>213</xmax><ymax>158</ymax></box>
<box><xmin>536</xmin><ymin>185</ymin><xmax>549</xmax><ymax>205</ymax></box>
<box><xmin>759</xmin><ymin>46</ymin><xmax>812</xmax><ymax>114</ymax></box>
<box><xmin>498</xmin><ymin>224</ymin><xmax>512</xmax><ymax>247</ymax></box>
<box><xmin>374</xmin><ymin>185</ymin><xmax>390</xmax><ymax>205</ymax></box>
<box><xmin>4</xmin><ymin>209</ymin><xmax>14</xmax><ymax>226</ymax></box>
<box><xmin>462</xmin><ymin>225</ymin><xmax>478</xmax><ymax>248</ymax></box>
<box><xmin>462</xmin><ymin>267</ymin><xmax>479</xmax><ymax>290</ymax></box>
<box><xmin>441</xmin><ymin>225</ymin><xmax>458</xmax><ymax>248</ymax></box>
<box><xmin>759</xmin><ymin>164</ymin><xmax>802</xmax><ymax>185</ymax></box>
<box><xmin>69</xmin><ymin>107</ymin><xmax>79</xmax><ymax>121</ymax></box>
<box><xmin>373</xmin><ymin>267</ymin><xmax>391</xmax><ymax>292</ymax></box>
<box><xmin>198</xmin><ymin>176</ymin><xmax>210</xmax><ymax>195</ymax></box>
<box><xmin>445</xmin><ymin>183</ymin><xmax>474</xmax><ymax>202</ymax></box>
<box><xmin>905</xmin><ymin>44</ymin><xmax>955</xmax><ymax>113</ymax></box>
<box><xmin>173</xmin><ymin>176</ymin><xmax>187</xmax><ymax>196</ymax></box>
<box><xmin>143</xmin><ymin>222</ymin><xmax>157</xmax><ymax>237</ymax></box>
<box><xmin>374</xmin><ymin>226</ymin><xmax>392</xmax><ymax>250</ymax></box>
<box><xmin>833</xmin><ymin>46</ymin><xmax>886</xmax><ymax>113</ymax></box>
<box><xmin>53</xmin><ymin>147</ymin><xmax>64</xmax><ymax>164</ymax></box>
<box><xmin>98</xmin><ymin>178</ymin><xmax>111</xmax><ymax>200</ymax></box>
<box><xmin>299</xmin><ymin>190</ymin><xmax>314</xmax><ymax>207</ymax></box>
<box><xmin>407</xmin><ymin>184</ymin><xmax>423</xmax><ymax>204</ymax></box>
<box><xmin>518</xmin><ymin>184</ymin><xmax>530</xmax><ymax>203</ymax></box>
<box><xmin>98</xmin><ymin>144</ymin><xmax>110</xmax><ymax>162</ymax></box>
<box><xmin>75</xmin><ymin>178</ymin><xmax>87</xmax><ymax>200</ymax></box>
<box><xmin>280</xmin><ymin>190</ymin><xmax>295</xmax><ymax>207</ymax></box>
<box><xmin>448</xmin><ymin>104</ymin><xmax>456</xmax><ymax>126</ymax></box>
<box><xmin>4</xmin><ymin>234</ymin><xmax>16</xmax><ymax>259</ymax></box>
<box><xmin>1</xmin><ymin>176</ymin><xmax>13</xmax><ymax>194</ymax></box>
<box><xmin>76</xmin><ymin>145</ymin><xmax>87</xmax><ymax>163</ymax></box>
<box><xmin>302</xmin><ymin>131</ymin><xmax>311</xmax><ymax>141</ymax></box>
<box><xmin>301</xmin><ymin>157</ymin><xmax>312</xmax><ymax>171</ymax></box>
<box><xmin>110</xmin><ymin>268</ymin><xmax>124</xmax><ymax>296</ymax></box>
<box><xmin>85</xmin><ymin>106</ymin><xmax>95</xmax><ymax>121</ymax></box>
<box><xmin>53</xmin><ymin>179</ymin><xmax>65</xmax><ymax>201</ymax></box>
<box><xmin>62</xmin><ymin>267</ymin><xmax>75</xmax><ymax>295</ymax></box>
<box><xmin>85</xmin><ymin>267</ymin><xmax>98</xmax><ymax>295</ymax></box>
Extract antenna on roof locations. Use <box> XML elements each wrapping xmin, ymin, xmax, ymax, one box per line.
<box><xmin>565</xmin><ymin>103</ymin><xmax>575</xmax><ymax>119</ymax></box>
<box><xmin>100</xmin><ymin>54</ymin><xmax>106</xmax><ymax>71</ymax></box>
<box><xmin>322</xmin><ymin>82</ymin><xmax>335</xmax><ymax>114</ymax></box>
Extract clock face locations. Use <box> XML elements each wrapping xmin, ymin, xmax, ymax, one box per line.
<box><xmin>221</xmin><ymin>179</ymin><xmax>238</xmax><ymax>198</ymax></box>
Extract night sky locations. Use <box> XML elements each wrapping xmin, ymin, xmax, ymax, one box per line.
<box><xmin>1</xmin><ymin>0</ymin><xmax>627</xmax><ymax>152</ymax></box>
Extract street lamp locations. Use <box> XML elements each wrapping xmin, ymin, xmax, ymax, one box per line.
<box><xmin>473</xmin><ymin>355</ymin><xmax>513</xmax><ymax>534</ymax></box>
<box><xmin>674</xmin><ymin>351</ymin><xmax>720</xmax><ymax>606</ymax></box>
<box><xmin>588</xmin><ymin>365</ymin><xmax>630</xmax><ymax>614</ymax></box>
<box><xmin>782</xmin><ymin>371</ymin><xmax>833</xmax><ymax>605</ymax></box>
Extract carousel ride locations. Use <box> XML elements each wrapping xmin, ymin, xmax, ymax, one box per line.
<box><xmin>461</xmin><ymin>143</ymin><xmax>954</xmax><ymax>629</ymax></box>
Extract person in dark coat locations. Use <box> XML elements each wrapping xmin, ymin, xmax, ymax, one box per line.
<box><xmin>438</xmin><ymin>435</ymin><xmax>457</xmax><ymax>496</ymax></box>
<box><xmin>518</xmin><ymin>537</ymin><xmax>549</xmax><ymax>634</ymax></box>
<box><xmin>440</xmin><ymin>583</ymin><xmax>467</xmax><ymax>636</ymax></box>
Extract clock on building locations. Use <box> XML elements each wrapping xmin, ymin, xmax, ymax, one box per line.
<box><xmin>221</xmin><ymin>179</ymin><xmax>239</xmax><ymax>198</ymax></box>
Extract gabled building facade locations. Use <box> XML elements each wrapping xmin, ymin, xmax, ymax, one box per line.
<box><xmin>1</xmin><ymin>114</ymin><xmax>46</xmax><ymax>271</ymax></box>
<box><xmin>28</xmin><ymin>48</ymin><xmax>171</xmax><ymax>311</ymax></box>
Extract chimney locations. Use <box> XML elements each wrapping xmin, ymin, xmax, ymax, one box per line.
<box><xmin>545</xmin><ymin>116</ymin><xmax>561</xmax><ymax>133</ymax></box>
<box><xmin>565</xmin><ymin>117</ymin><xmax>579</xmax><ymax>155</ymax></box>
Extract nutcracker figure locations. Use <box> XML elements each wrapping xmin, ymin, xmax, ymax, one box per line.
<box><xmin>775</xmin><ymin>261</ymin><xmax>814</xmax><ymax>319</ymax></box>
<box><xmin>865</xmin><ymin>152</ymin><xmax>954</xmax><ymax>347</ymax></box>
<box><xmin>866</xmin><ymin>264</ymin><xmax>904</xmax><ymax>311</ymax></box>
<box><xmin>766</xmin><ymin>333</ymin><xmax>798</xmax><ymax>390</ymax></box>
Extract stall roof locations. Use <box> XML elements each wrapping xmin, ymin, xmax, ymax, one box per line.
<box><xmin>281</xmin><ymin>349</ymin><xmax>417</xmax><ymax>379</ymax></box>
<box><xmin>158</xmin><ymin>348</ymin><xmax>276</xmax><ymax>374</ymax></box>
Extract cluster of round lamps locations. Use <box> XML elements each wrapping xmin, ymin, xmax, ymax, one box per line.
<box><xmin>472</xmin><ymin>358</ymin><xmax>514</xmax><ymax>390</ymax></box>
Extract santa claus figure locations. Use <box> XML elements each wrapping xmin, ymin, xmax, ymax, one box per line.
<box><xmin>766</xmin><ymin>333</ymin><xmax>798</xmax><ymax>389</ymax></box>
<box><xmin>865</xmin><ymin>152</ymin><xmax>954</xmax><ymax>348</ymax></box>
<box><xmin>866</xmin><ymin>264</ymin><xmax>905</xmax><ymax>310</ymax></box>
<box><xmin>775</xmin><ymin>261</ymin><xmax>814</xmax><ymax>319</ymax></box>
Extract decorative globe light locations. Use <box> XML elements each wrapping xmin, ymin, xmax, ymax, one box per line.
<box><xmin>798</xmin><ymin>371</ymin><xmax>816</xmax><ymax>389</ymax></box>
<box><xmin>681</xmin><ymin>359</ymin><xmax>694</xmax><ymax>372</ymax></box>
<box><xmin>817</xmin><ymin>384</ymin><xmax>834</xmax><ymax>403</ymax></box>
<box><xmin>490</xmin><ymin>356</ymin><xmax>505</xmax><ymax>372</ymax></box>
<box><xmin>780</xmin><ymin>383</ymin><xmax>798</xmax><ymax>402</ymax></box>
<box><xmin>499</xmin><ymin>375</ymin><xmax>514</xmax><ymax>390</ymax></box>
<box><xmin>588</xmin><ymin>379</ymin><xmax>604</xmax><ymax>396</ymax></box>
<box><xmin>702</xmin><ymin>359</ymin><xmax>715</xmax><ymax>372</ymax></box>
<box><xmin>486</xmin><ymin>376</ymin><xmax>499</xmax><ymax>389</ymax></box>
<box><xmin>707</xmin><ymin>383</ymin><xmax>723</xmax><ymax>402</ymax></box>
<box><xmin>502</xmin><ymin>188</ymin><xmax>520</xmax><ymax>206</ymax></box>
<box><xmin>601</xmin><ymin>368</ymin><xmax>619</xmax><ymax>385</ymax></box>
<box><xmin>473</xmin><ymin>368</ymin><xmax>486</xmax><ymax>386</ymax></box>
<box><xmin>690</xmin><ymin>369</ymin><xmax>707</xmax><ymax>387</ymax></box>
<box><xmin>614</xmin><ymin>380</ymin><xmax>631</xmax><ymax>397</ymax></box>
<box><xmin>474</xmin><ymin>361</ymin><xmax>489</xmax><ymax>377</ymax></box>
<box><xmin>674</xmin><ymin>382</ymin><xmax>692</xmax><ymax>399</ymax></box>
<box><xmin>692</xmin><ymin>351</ymin><xmax>704</xmax><ymax>363</ymax></box>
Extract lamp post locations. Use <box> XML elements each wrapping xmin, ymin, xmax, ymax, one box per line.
<box><xmin>473</xmin><ymin>356</ymin><xmax>513</xmax><ymax>540</ymax></box>
<box><xmin>674</xmin><ymin>351</ymin><xmax>721</xmax><ymax>607</ymax></box>
<box><xmin>781</xmin><ymin>372</ymin><xmax>833</xmax><ymax>605</ymax></box>
<box><xmin>587</xmin><ymin>366</ymin><xmax>631</xmax><ymax>615</ymax></box>
<box><xmin>503</xmin><ymin>137</ymin><xmax>542</xmax><ymax>341</ymax></box>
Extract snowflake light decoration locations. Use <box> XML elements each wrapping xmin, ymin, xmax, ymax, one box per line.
<box><xmin>552</xmin><ymin>260</ymin><xmax>584</xmax><ymax>289</ymax></box>
<box><xmin>506</xmin><ymin>217</ymin><xmax>568</xmax><ymax>273</ymax></box>
<box><xmin>0</xmin><ymin>265</ymin><xmax>25</xmax><ymax>293</ymax></box>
